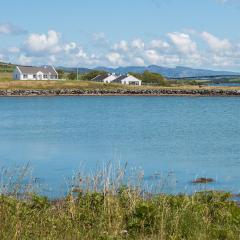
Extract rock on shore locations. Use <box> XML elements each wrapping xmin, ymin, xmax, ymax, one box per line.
<box><xmin>0</xmin><ymin>89</ymin><xmax>240</xmax><ymax>96</ymax></box>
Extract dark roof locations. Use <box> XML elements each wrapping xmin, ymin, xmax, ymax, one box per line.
<box><xmin>91</xmin><ymin>74</ymin><xmax>109</xmax><ymax>82</ymax></box>
<box><xmin>17</xmin><ymin>66</ymin><xmax>57</xmax><ymax>75</ymax></box>
<box><xmin>111</xmin><ymin>75</ymin><xmax>127</xmax><ymax>83</ymax></box>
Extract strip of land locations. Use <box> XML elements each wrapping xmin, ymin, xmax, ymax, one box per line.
<box><xmin>1</xmin><ymin>74</ymin><xmax>240</xmax><ymax>96</ymax></box>
<box><xmin>0</xmin><ymin>81</ymin><xmax>239</xmax><ymax>96</ymax></box>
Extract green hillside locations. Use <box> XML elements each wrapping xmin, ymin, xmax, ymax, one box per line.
<box><xmin>0</xmin><ymin>62</ymin><xmax>15</xmax><ymax>73</ymax></box>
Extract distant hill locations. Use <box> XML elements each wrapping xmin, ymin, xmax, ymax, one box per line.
<box><xmin>94</xmin><ymin>65</ymin><xmax>240</xmax><ymax>78</ymax></box>
<box><xmin>57</xmin><ymin>66</ymin><xmax>92</xmax><ymax>74</ymax></box>
<box><xmin>1</xmin><ymin>62</ymin><xmax>240</xmax><ymax>78</ymax></box>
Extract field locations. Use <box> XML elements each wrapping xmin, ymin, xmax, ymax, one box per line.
<box><xmin>1</xmin><ymin>72</ymin><xmax>240</xmax><ymax>91</ymax></box>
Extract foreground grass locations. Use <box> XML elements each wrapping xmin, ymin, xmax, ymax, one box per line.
<box><xmin>0</xmin><ymin>190</ymin><xmax>239</xmax><ymax>239</ymax></box>
<box><xmin>1</xmin><ymin>165</ymin><xmax>240</xmax><ymax>239</ymax></box>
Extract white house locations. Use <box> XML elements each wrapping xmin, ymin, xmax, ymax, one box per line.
<box><xmin>91</xmin><ymin>73</ymin><xmax>117</xmax><ymax>83</ymax></box>
<box><xmin>13</xmin><ymin>65</ymin><xmax>58</xmax><ymax>80</ymax></box>
<box><xmin>112</xmin><ymin>74</ymin><xmax>142</xmax><ymax>85</ymax></box>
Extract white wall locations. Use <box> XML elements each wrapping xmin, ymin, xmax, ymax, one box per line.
<box><xmin>13</xmin><ymin>68</ymin><xmax>23</xmax><ymax>80</ymax></box>
<box><xmin>103</xmin><ymin>75</ymin><xmax>117</xmax><ymax>83</ymax></box>
<box><xmin>121</xmin><ymin>75</ymin><xmax>142</xmax><ymax>85</ymax></box>
<box><xmin>13</xmin><ymin>67</ymin><xmax>58</xmax><ymax>81</ymax></box>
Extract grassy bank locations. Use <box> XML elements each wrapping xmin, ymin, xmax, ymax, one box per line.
<box><xmin>0</xmin><ymin>164</ymin><xmax>240</xmax><ymax>240</ymax></box>
<box><xmin>1</xmin><ymin>72</ymin><xmax>240</xmax><ymax>91</ymax></box>
<box><xmin>1</xmin><ymin>190</ymin><xmax>240</xmax><ymax>239</ymax></box>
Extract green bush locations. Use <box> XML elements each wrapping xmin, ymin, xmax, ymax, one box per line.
<box><xmin>0</xmin><ymin>190</ymin><xmax>239</xmax><ymax>239</ymax></box>
<box><xmin>130</xmin><ymin>71</ymin><xmax>167</xmax><ymax>86</ymax></box>
<box><xmin>82</xmin><ymin>70</ymin><xmax>107</xmax><ymax>81</ymax></box>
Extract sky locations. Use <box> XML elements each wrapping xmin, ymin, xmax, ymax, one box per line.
<box><xmin>1</xmin><ymin>0</ymin><xmax>240</xmax><ymax>70</ymax></box>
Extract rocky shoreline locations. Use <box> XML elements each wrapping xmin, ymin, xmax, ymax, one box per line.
<box><xmin>1</xmin><ymin>88</ymin><xmax>240</xmax><ymax>96</ymax></box>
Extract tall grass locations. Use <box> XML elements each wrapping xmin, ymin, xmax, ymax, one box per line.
<box><xmin>0</xmin><ymin>164</ymin><xmax>240</xmax><ymax>239</ymax></box>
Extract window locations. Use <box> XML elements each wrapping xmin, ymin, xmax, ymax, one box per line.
<box><xmin>23</xmin><ymin>74</ymin><xmax>27</xmax><ymax>79</ymax></box>
<box><xmin>33</xmin><ymin>75</ymin><xmax>36</xmax><ymax>78</ymax></box>
<box><xmin>43</xmin><ymin>75</ymin><xmax>48</xmax><ymax>79</ymax></box>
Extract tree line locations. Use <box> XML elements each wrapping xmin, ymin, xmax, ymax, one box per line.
<box><xmin>57</xmin><ymin>69</ymin><xmax>167</xmax><ymax>86</ymax></box>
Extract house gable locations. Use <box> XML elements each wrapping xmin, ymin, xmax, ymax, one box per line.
<box><xmin>103</xmin><ymin>74</ymin><xmax>117</xmax><ymax>83</ymax></box>
<box><xmin>13</xmin><ymin>67</ymin><xmax>23</xmax><ymax>80</ymax></box>
<box><xmin>112</xmin><ymin>74</ymin><xmax>142</xmax><ymax>85</ymax></box>
<box><xmin>92</xmin><ymin>73</ymin><xmax>117</xmax><ymax>83</ymax></box>
<box><xmin>122</xmin><ymin>75</ymin><xmax>141</xmax><ymax>83</ymax></box>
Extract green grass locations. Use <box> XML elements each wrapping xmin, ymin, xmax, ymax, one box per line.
<box><xmin>0</xmin><ymin>63</ymin><xmax>15</xmax><ymax>73</ymax></box>
<box><xmin>1</xmin><ymin>72</ymin><xmax>240</xmax><ymax>91</ymax></box>
<box><xmin>1</xmin><ymin>189</ymin><xmax>240</xmax><ymax>239</ymax></box>
<box><xmin>229</xmin><ymin>78</ymin><xmax>240</xmax><ymax>83</ymax></box>
<box><xmin>0</xmin><ymin>165</ymin><xmax>240</xmax><ymax>240</ymax></box>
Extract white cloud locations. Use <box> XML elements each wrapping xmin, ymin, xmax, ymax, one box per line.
<box><xmin>92</xmin><ymin>32</ymin><xmax>109</xmax><ymax>47</ymax></box>
<box><xmin>3</xmin><ymin>28</ymin><xmax>240</xmax><ymax>70</ymax></box>
<box><xmin>8</xmin><ymin>47</ymin><xmax>20</xmax><ymax>53</ymax></box>
<box><xmin>19</xmin><ymin>30</ymin><xmax>100</xmax><ymax>66</ymax></box>
<box><xmin>0</xmin><ymin>54</ymin><xmax>4</xmax><ymax>61</ymax></box>
<box><xmin>168</xmin><ymin>32</ymin><xmax>198</xmax><ymax>54</ymax></box>
<box><xmin>162</xmin><ymin>55</ymin><xmax>181</xmax><ymax>65</ymax></box>
<box><xmin>113</xmin><ymin>40</ymin><xmax>129</xmax><ymax>52</ymax></box>
<box><xmin>201</xmin><ymin>31</ymin><xmax>232</xmax><ymax>51</ymax></box>
<box><xmin>150</xmin><ymin>39</ymin><xmax>170</xmax><ymax>49</ymax></box>
<box><xmin>18</xmin><ymin>54</ymin><xmax>33</xmax><ymax>65</ymax></box>
<box><xmin>134</xmin><ymin>57</ymin><xmax>145</xmax><ymax>66</ymax></box>
<box><xmin>93</xmin><ymin>32</ymin><xmax>105</xmax><ymax>41</ymax></box>
<box><xmin>145</xmin><ymin>49</ymin><xmax>162</xmax><ymax>64</ymax></box>
<box><xmin>0</xmin><ymin>24</ymin><xmax>12</xmax><ymax>34</ymax></box>
<box><xmin>106</xmin><ymin>52</ymin><xmax>124</xmax><ymax>66</ymax></box>
<box><xmin>131</xmin><ymin>39</ymin><xmax>145</xmax><ymax>50</ymax></box>
<box><xmin>63</xmin><ymin>42</ymin><xmax>96</xmax><ymax>64</ymax></box>
<box><xmin>76</xmin><ymin>48</ymin><xmax>88</xmax><ymax>59</ymax></box>
<box><xmin>0</xmin><ymin>23</ymin><xmax>27</xmax><ymax>35</ymax></box>
<box><xmin>49</xmin><ymin>55</ymin><xmax>56</xmax><ymax>63</ymax></box>
<box><xmin>64</xmin><ymin>42</ymin><xmax>77</xmax><ymax>53</ymax></box>
<box><xmin>24</xmin><ymin>30</ymin><xmax>61</xmax><ymax>55</ymax></box>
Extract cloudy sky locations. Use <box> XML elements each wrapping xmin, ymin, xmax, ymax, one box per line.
<box><xmin>1</xmin><ymin>0</ymin><xmax>240</xmax><ymax>70</ymax></box>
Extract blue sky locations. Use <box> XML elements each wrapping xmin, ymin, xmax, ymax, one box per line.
<box><xmin>1</xmin><ymin>0</ymin><xmax>240</xmax><ymax>70</ymax></box>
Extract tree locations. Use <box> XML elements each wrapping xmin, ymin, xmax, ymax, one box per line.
<box><xmin>130</xmin><ymin>71</ymin><xmax>167</xmax><ymax>85</ymax></box>
<box><xmin>82</xmin><ymin>70</ymin><xmax>107</xmax><ymax>81</ymax></box>
<box><xmin>68</xmin><ymin>72</ymin><xmax>77</xmax><ymax>80</ymax></box>
<box><xmin>57</xmin><ymin>69</ymin><xmax>65</xmax><ymax>79</ymax></box>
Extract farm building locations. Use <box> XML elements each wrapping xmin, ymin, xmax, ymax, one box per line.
<box><xmin>91</xmin><ymin>73</ymin><xmax>142</xmax><ymax>85</ymax></box>
<box><xmin>112</xmin><ymin>74</ymin><xmax>142</xmax><ymax>85</ymax></box>
<box><xmin>91</xmin><ymin>73</ymin><xmax>117</xmax><ymax>83</ymax></box>
<box><xmin>13</xmin><ymin>66</ymin><xmax>58</xmax><ymax>80</ymax></box>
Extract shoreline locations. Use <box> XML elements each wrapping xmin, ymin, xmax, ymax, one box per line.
<box><xmin>1</xmin><ymin>88</ymin><xmax>240</xmax><ymax>97</ymax></box>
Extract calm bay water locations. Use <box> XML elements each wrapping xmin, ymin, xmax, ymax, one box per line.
<box><xmin>208</xmin><ymin>83</ymin><xmax>240</xmax><ymax>87</ymax></box>
<box><xmin>0</xmin><ymin>96</ymin><xmax>240</xmax><ymax>197</ymax></box>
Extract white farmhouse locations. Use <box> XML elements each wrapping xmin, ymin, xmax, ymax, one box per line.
<box><xmin>112</xmin><ymin>74</ymin><xmax>142</xmax><ymax>85</ymax></box>
<box><xmin>13</xmin><ymin>66</ymin><xmax>58</xmax><ymax>80</ymax></box>
<box><xmin>91</xmin><ymin>73</ymin><xmax>117</xmax><ymax>83</ymax></box>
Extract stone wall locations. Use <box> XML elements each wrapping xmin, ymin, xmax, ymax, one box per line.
<box><xmin>0</xmin><ymin>89</ymin><xmax>240</xmax><ymax>96</ymax></box>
